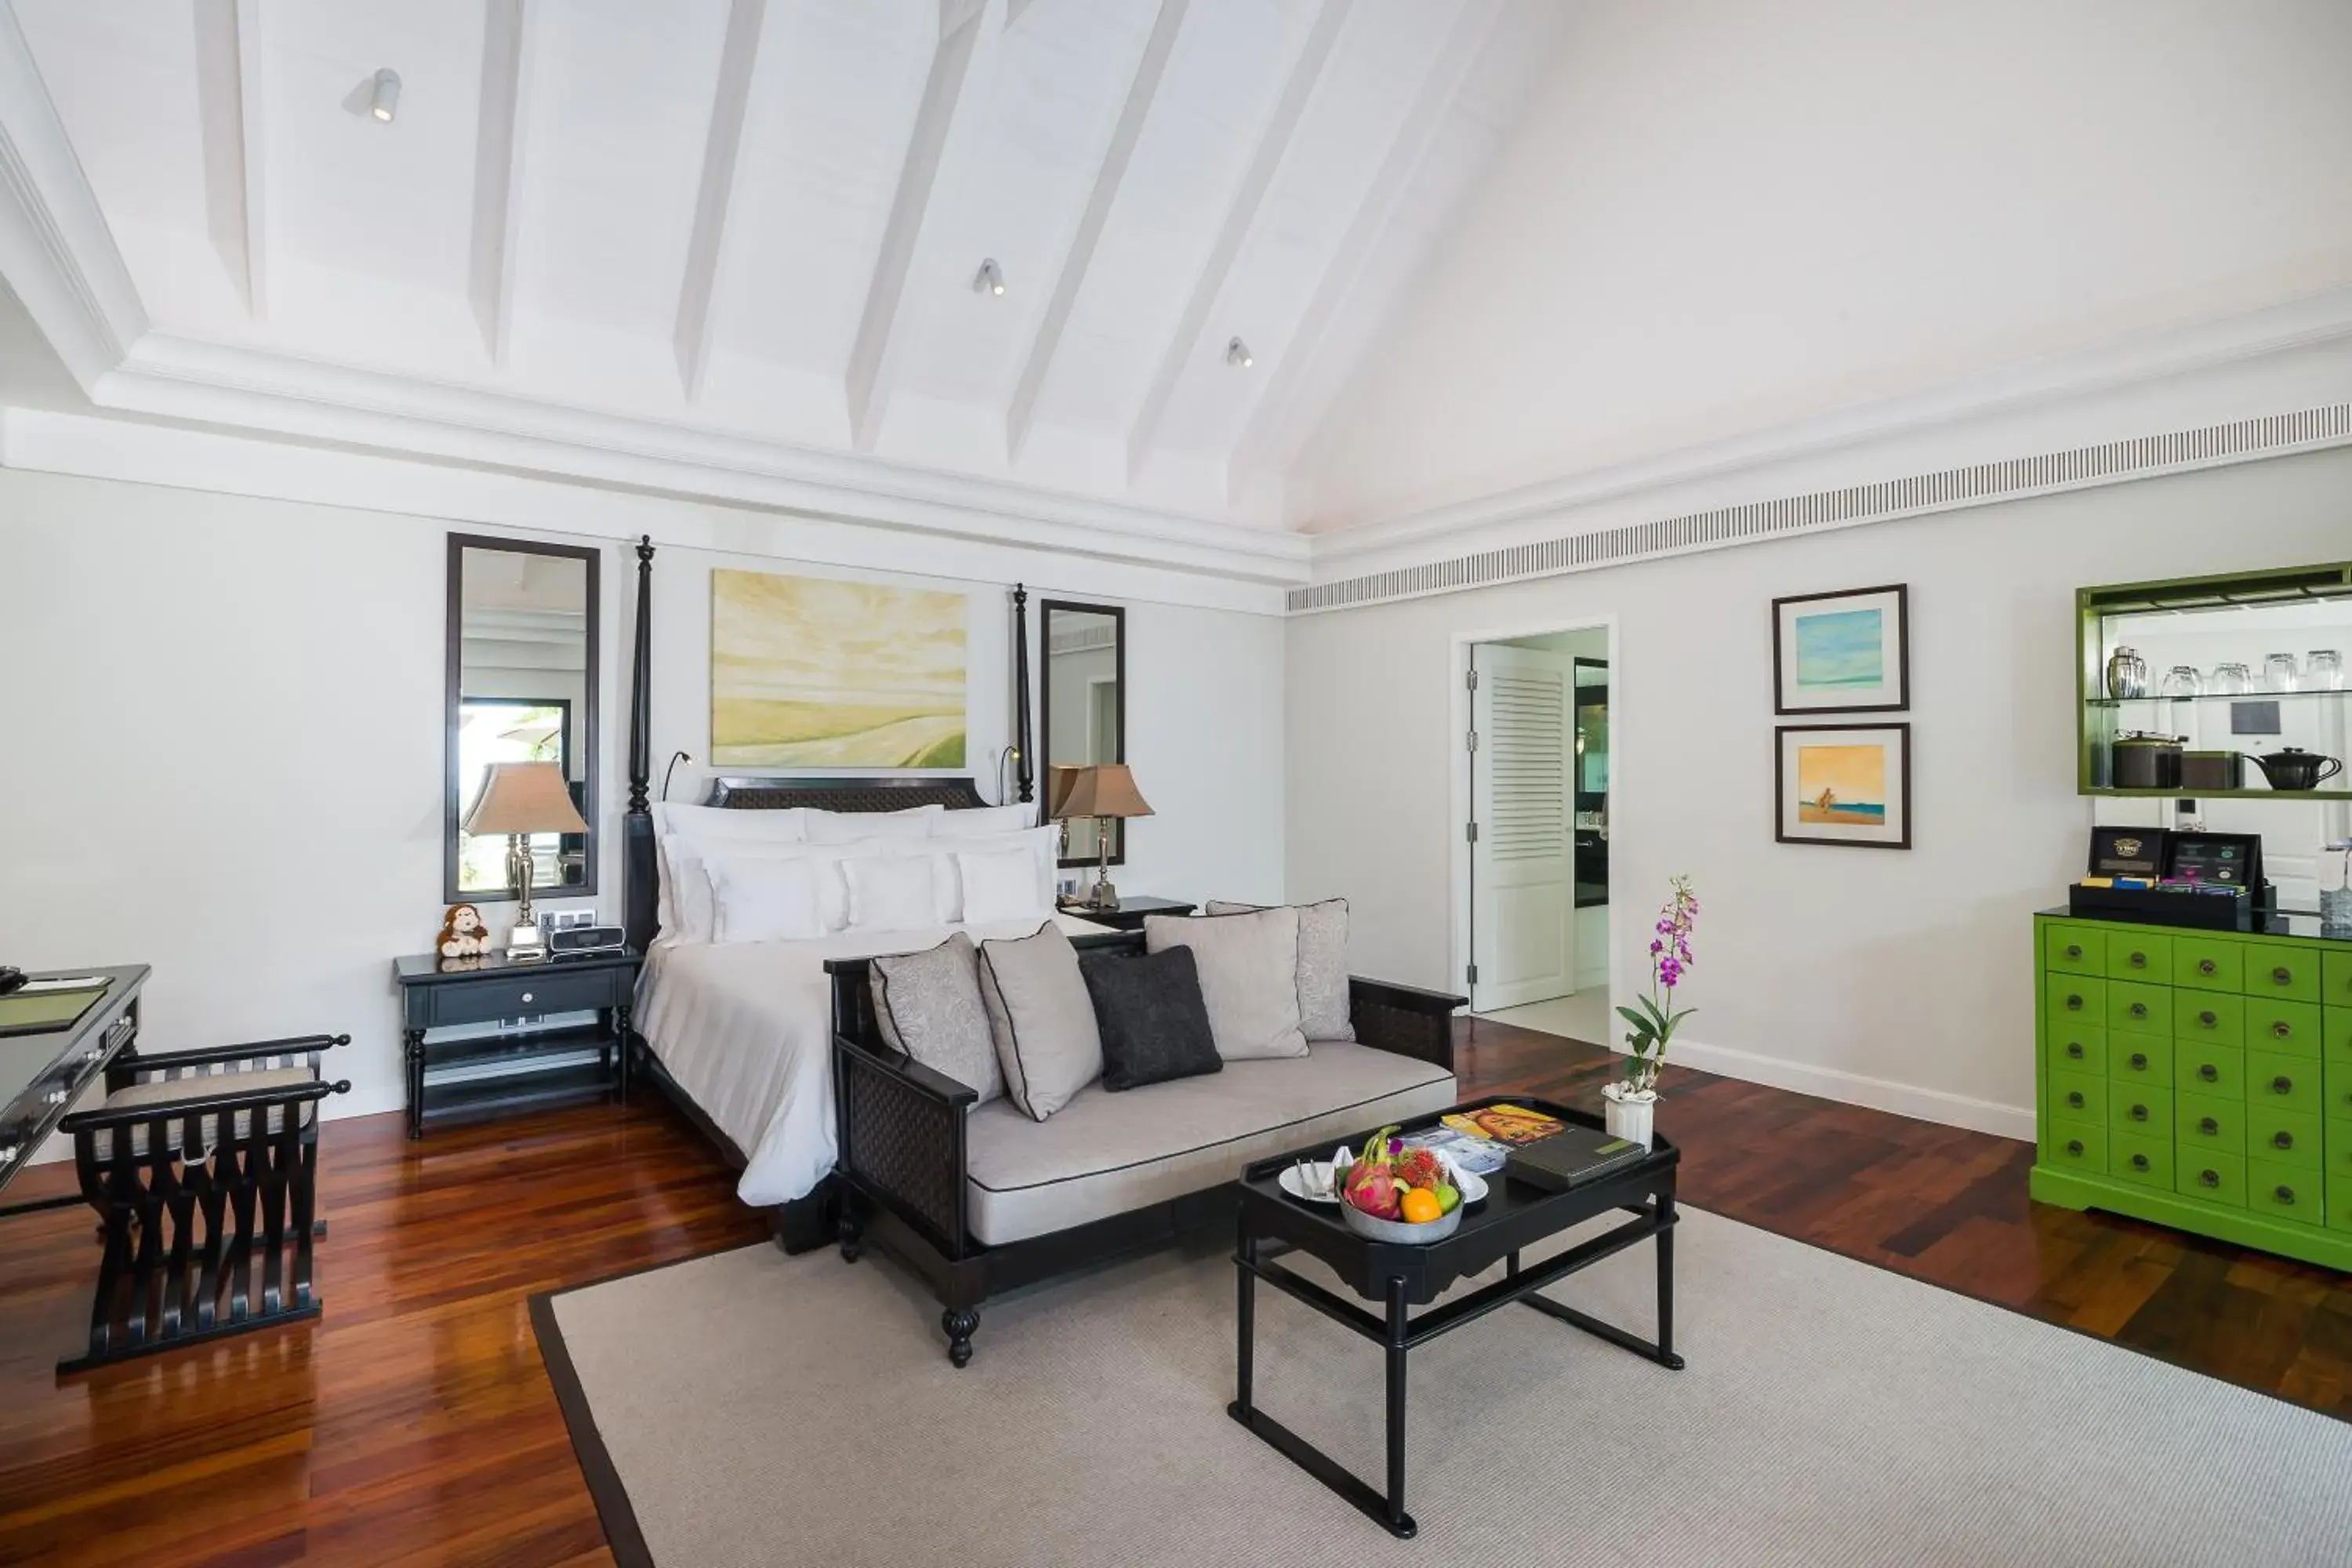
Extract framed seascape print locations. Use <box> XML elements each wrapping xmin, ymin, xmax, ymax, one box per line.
<box><xmin>1777</xmin><ymin>723</ymin><xmax>1911</xmax><ymax>850</ymax></box>
<box><xmin>1773</xmin><ymin>583</ymin><xmax>1908</xmax><ymax>713</ymax></box>
<box><xmin>710</xmin><ymin>568</ymin><xmax>968</xmax><ymax>768</ymax></box>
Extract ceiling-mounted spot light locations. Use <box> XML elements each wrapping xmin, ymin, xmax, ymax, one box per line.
<box><xmin>1225</xmin><ymin>336</ymin><xmax>1254</xmax><ymax>368</ymax></box>
<box><xmin>369</xmin><ymin>68</ymin><xmax>401</xmax><ymax>122</ymax></box>
<box><xmin>972</xmin><ymin>258</ymin><xmax>1005</xmax><ymax>296</ymax></box>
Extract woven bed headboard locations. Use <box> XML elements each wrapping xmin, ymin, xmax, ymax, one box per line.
<box><xmin>704</xmin><ymin>775</ymin><xmax>989</xmax><ymax>813</ymax></box>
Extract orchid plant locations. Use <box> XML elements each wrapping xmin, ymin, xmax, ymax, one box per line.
<box><xmin>1616</xmin><ymin>875</ymin><xmax>1698</xmax><ymax>1097</ymax></box>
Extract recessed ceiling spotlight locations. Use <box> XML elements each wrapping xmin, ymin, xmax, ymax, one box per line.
<box><xmin>1225</xmin><ymin>336</ymin><xmax>1254</xmax><ymax>368</ymax></box>
<box><xmin>369</xmin><ymin>68</ymin><xmax>401</xmax><ymax>122</ymax></box>
<box><xmin>972</xmin><ymin>258</ymin><xmax>1005</xmax><ymax>296</ymax></box>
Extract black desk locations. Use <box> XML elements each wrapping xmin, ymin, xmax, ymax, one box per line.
<box><xmin>0</xmin><ymin>966</ymin><xmax>149</xmax><ymax>1206</ymax></box>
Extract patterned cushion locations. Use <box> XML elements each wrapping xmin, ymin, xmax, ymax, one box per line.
<box><xmin>977</xmin><ymin>923</ymin><xmax>1102</xmax><ymax>1122</ymax></box>
<box><xmin>870</xmin><ymin>933</ymin><xmax>1002</xmax><ymax>1105</ymax></box>
<box><xmin>1144</xmin><ymin>906</ymin><xmax>1307</xmax><ymax>1061</ymax></box>
<box><xmin>91</xmin><ymin>1067</ymin><xmax>318</xmax><ymax>1161</ymax></box>
<box><xmin>1205</xmin><ymin>898</ymin><xmax>1354</xmax><ymax>1042</ymax></box>
<box><xmin>1080</xmin><ymin>946</ymin><xmax>1221</xmax><ymax>1091</ymax></box>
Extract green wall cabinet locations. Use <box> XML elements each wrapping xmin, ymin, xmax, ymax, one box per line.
<box><xmin>2034</xmin><ymin>913</ymin><xmax>2352</xmax><ymax>1271</ymax></box>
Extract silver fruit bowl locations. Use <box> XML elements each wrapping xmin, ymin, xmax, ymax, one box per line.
<box><xmin>1340</xmin><ymin>1202</ymin><xmax>1461</xmax><ymax>1244</ymax></box>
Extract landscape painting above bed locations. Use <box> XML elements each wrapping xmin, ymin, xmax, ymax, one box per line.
<box><xmin>710</xmin><ymin>568</ymin><xmax>968</xmax><ymax>768</ymax></box>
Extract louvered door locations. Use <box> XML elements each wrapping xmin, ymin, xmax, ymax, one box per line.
<box><xmin>1469</xmin><ymin>644</ymin><xmax>1576</xmax><ymax>1011</ymax></box>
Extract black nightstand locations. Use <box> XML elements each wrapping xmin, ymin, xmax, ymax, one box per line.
<box><xmin>392</xmin><ymin>948</ymin><xmax>640</xmax><ymax>1138</ymax></box>
<box><xmin>1059</xmin><ymin>895</ymin><xmax>1196</xmax><ymax>932</ymax></box>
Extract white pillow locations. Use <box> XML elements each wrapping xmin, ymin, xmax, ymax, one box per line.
<box><xmin>706</xmin><ymin>855</ymin><xmax>826</xmax><ymax>942</ymax></box>
<box><xmin>842</xmin><ymin>855</ymin><xmax>941</xmax><ymax>932</ymax></box>
<box><xmin>661</xmin><ymin>803</ymin><xmax>809</xmax><ymax>846</ymax></box>
<box><xmin>957</xmin><ymin>844</ymin><xmax>1051</xmax><ymax>924</ymax></box>
<box><xmin>806</xmin><ymin>804</ymin><xmax>942</xmax><ymax>844</ymax></box>
<box><xmin>928</xmin><ymin>804</ymin><xmax>1037</xmax><ymax>839</ymax></box>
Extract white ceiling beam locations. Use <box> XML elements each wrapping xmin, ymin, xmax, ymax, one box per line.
<box><xmin>1123</xmin><ymin>0</ymin><xmax>1349</xmax><ymax>481</ymax></box>
<box><xmin>844</xmin><ymin>0</ymin><xmax>1001</xmax><ymax>453</ymax></box>
<box><xmin>1225</xmin><ymin>0</ymin><xmax>1503</xmax><ymax>495</ymax></box>
<box><xmin>674</xmin><ymin>0</ymin><xmax>770</xmax><ymax>401</ymax></box>
<box><xmin>1005</xmin><ymin>0</ymin><xmax>1186</xmax><ymax>463</ymax></box>
<box><xmin>193</xmin><ymin>0</ymin><xmax>267</xmax><ymax>318</ymax></box>
<box><xmin>469</xmin><ymin>0</ymin><xmax>538</xmax><ymax>366</ymax></box>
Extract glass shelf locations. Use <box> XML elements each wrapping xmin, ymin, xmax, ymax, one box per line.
<box><xmin>2087</xmin><ymin>688</ymin><xmax>2350</xmax><ymax>707</ymax></box>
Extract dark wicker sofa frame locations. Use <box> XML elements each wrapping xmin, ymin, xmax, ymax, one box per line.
<box><xmin>824</xmin><ymin>930</ymin><xmax>1464</xmax><ymax>1366</ymax></box>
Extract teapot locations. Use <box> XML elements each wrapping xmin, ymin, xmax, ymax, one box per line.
<box><xmin>2246</xmin><ymin>748</ymin><xmax>2343</xmax><ymax>790</ymax></box>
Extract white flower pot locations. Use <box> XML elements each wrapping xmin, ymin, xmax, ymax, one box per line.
<box><xmin>1602</xmin><ymin>1083</ymin><xmax>1656</xmax><ymax>1149</ymax></box>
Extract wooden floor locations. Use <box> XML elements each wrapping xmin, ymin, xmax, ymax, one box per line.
<box><xmin>4</xmin><ymin>1019</ymin><xmax>2348</xmax><ymax>1564</ymax></box>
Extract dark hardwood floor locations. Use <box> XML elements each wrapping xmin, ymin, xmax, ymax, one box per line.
<box><xmin>3</xmin><ymin>1019</ymin><xmax>2347</xmax><ymax>1563</ymax></box>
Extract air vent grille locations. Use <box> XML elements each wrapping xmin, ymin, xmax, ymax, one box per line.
<box><xmin>1290</xmin><ymin>403</ymin><xmax>2352</xmax><ymax>614</ymax></box>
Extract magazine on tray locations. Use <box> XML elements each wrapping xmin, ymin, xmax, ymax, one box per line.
<box><xmin>1440</xmin><ymin>1102</ymin><xmax>1567</xmax><ymax>1145</ymax></box>
<box><xmin>1398</xmin><ymin>1125</ymin><xmax>1512</xmax><ymax>1177</ymax></box>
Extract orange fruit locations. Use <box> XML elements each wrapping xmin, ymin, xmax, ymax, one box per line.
<box><xmin>1399</xmin><ymin>1188</ymin><xmax>1443</xmax><ymax>1225</ymax></box>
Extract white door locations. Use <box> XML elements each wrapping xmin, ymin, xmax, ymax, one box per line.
<box><xmin>1469</xmin><ymin>644</ymin><xmax>1576</xmax><ymax>1011</ymax></box>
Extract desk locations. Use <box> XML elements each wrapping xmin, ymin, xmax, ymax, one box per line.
<box><xmin>0</xmin><ymin>966</ymin><xmax>149</xmax><ymax>1207</ymax></box>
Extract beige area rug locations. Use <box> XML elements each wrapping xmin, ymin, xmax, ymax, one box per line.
<box><xmin>536</xmin><ymin>1208</ymin><xmax>2352</xmax><ymax>1567</ymax></box>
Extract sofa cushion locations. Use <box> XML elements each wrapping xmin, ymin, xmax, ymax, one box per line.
<box><xmin>962</xmin><ymin>1041</ymin><xmax>1455</xmax><ymax>1245</ymax></box>
<box><xmin>93</xmin><ymin>1066</ymin><xmax>318</xmax><ymax>1161</ymax></box>
<box><xmin>978</xmin><ymin>922</ymin><xmax>1102</xmax><ymax>1122</ymax></box>
<box><xmin>1144</xmin><ymin>906</ymin><xmax>1307</xmax><ymax>1062</ymax></box>
<box><xmin>1206</xmin><ymin>898</ymin><xmax>1354</xmax><ymax>1042</ymax></box>
<box><xmin>1080</xmin><ymin>946</ymin><xmax>1221</xmax><ymax>1092</ymax></box>
<box><xmin>871</xmin><ymin>933</ymin><xmax>1002</xmax><ymax>1105</ymax></box>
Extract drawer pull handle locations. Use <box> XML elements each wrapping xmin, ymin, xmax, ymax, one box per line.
<box><xmin>2198</xmin><ymin>1064</ymin><xmax>2219</xmax><ymax>1083</ymax></box>
<box><xmin>2271</xmin><ymin>1076</ymin><xmax>2294</xmax><ymax>1096</ymax></box>
<box><xmin>2272</xmin><ymin>1131</ymin><xmax>2295</xmax><ymax>1151</ymax></box>
<box><xmin>2198</xmin><ymin>1170</ymin><xmax>2220</xmax><ymax>1189</ymax></box>
<box><xmin>2198</xmin><ymin>1011</ymin><xmax>2217</xmax><ymax>1027</ymax></box>
<box><xmin>521</xmin><ymin>992</ymin><xmax>535</xmax><ymax>1005</ymax></box>
<box><xmin>2198</xmin><ymin>1116</ymin><xmax>2219</xmax><ymax>1135</ymax></box>
<box><xmin>2129</xmin><ymin>1004</ymin><xmax>2148</xmax><ymax>1019</ymax></box>
<box><xmin>2065</xmin><ymin>995</ymin><xmax>2084</xmax><ymax>1011</ymax></box>
<box><xmin>2065</xmin><ymin>1139</ymin><xmax>2084</xmax><ymax>1157</ymax></box>
<box><xmin>2131</xmin><ymin>1154</ymin><xmax>2151</xmax><ymax>1172</ymax></box>
<box><xmin>2273</xmin><ymin>1022</ymin><xmax>2292</xmax><ymax>1039</ymax></box>
<box><xmin>2129</xmin><ymin>1052</ymin><xmax>2148</xmax><ymax>1070</ymax></box>
<box><xmin>2064</xmin><ymin>945</ymin><xmax>2083</xmax><ymax>960</ymax></box>
<box><xmin>2065</xmin><ymin>1043</ymin><xmax>2084</xmax><ymax>1059</ymax></box>
<box><xmin>2272</xmin><ymin>967</ymin><xmax>2292</xmax><ymax>985</ymax></box>
<box><xmin>2274</xmin><ymin>1185</ymin><xmax>2296</xmax><ymax>1205</ymax></box>
<box><xmin>2067</xmin><ymin>1092</ymin><xmax>2085</xmax><ymax>1109</ymax></box>
<box><xmin>2199</xmin><ymin>959</ymin><xmax>2218</xmax><ymax>976</ymax></box>
<box><xmin>2129</xmin><ymin>1104</ymin><xmax>2149</xmax><ymax>1123</ymax></box>
<box><xmin>2129</xmin><ymin>952</ymin><xmax>2147</xmax><ymax>968</ymax></box>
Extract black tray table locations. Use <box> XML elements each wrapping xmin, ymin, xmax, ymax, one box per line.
<box><xmin>1229</xmin><ymin>1094</ymin><xmax>1682</xmax><ymax>1538</ymax></box>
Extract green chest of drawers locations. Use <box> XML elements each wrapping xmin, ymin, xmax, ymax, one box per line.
<box><xmin>2034</xmin><ymin>913</ymin><xmax>2352</xmax><ymax>1271</ymax></box>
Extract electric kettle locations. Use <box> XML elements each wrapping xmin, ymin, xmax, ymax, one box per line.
<box><xmin>2246</xmin><ymin>748</ymin><xmax>2343</xmax><ymax>790</ymax></box>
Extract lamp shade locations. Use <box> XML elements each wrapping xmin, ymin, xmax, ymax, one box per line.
<box><xmin>1047</xmin><ymin>763</ymin><xmax>1153</xmax><ymax>821</ymax></box>
<box><xmin>463</xmin><ymin>760</ymin><xmax>589</xmax><ymax>837</ymax></box>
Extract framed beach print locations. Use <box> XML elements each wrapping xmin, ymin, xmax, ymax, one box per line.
<box><xmin>1773</xmin><ymin>584</ymin><xmax>1908</xmax><ymax>713</ymax></box>
<box><xmin>1776</xmin><ymin>723</ymin><xmax>1911</xmax><ymax>850</ymax></box>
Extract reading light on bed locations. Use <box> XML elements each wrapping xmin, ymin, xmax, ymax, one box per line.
<box><xmin>1048</xmin><ymin>764</ymin><xmax>1153</xmax><ymax>913</ymax></box>
<box><xmin>464</xmin><ymin>761</ymin><xmax>590</xmax><ymax>959</ymax></box>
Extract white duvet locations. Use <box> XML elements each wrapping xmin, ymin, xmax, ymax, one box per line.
<box><xmin>634</xmin><ymin>913</ymin><xmax>1109</xmax><ymax>1207</ymax></box>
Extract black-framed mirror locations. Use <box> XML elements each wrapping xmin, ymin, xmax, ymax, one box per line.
<box><xmin>445</xmin><ymin>534</ymin><xmax>601</xmax><ymax>903</ymax></box>
<box><xmin>1039</xmin><ymin>599</ymin><xmax>1125</xmax><ymax>868</ymax></box>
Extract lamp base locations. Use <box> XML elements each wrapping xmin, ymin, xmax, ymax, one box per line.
<box><xmin>504</xmin><ymin>923</ymin><xmax>549</xmax><ymax>960</ymax></box>
<box><xmin>1085</xmin><ymin>877</ymin><xmax>1120</xmax><ymax>913</ymax></box>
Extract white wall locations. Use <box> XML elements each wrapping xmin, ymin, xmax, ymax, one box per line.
<box><xmin>1297</xmin><ymin>0</ymin><xmax>2352</xmax><ymax>529</ymax></box>
<box><xmin>0</xmin><ymin>465</ymin><xmax>1283</xmax><ymax>1145</ymax></box>
<box><xmin>1287</xmin><ymin>445</ymin><xmax>2352</xmax><ymax>1138</ymax></box>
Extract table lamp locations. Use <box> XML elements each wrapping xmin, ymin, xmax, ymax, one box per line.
<box><xmin>463</xmin><ymin>760</ymin><xmax>589</xmax><ymax>958</ymax></box>
<box><xmin>1048</xmin><ymin>764</ymin><xmax>1153</xmax><ymax>913</ymax></box>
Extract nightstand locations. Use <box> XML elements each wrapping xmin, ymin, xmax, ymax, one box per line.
<box><xmin>1060</xmin><ymin>895</ymin><xmax>1196</xmax><ymax>932</ymax></box>
<box><xmin>392</xmin><ymin>948</ymin><xmax>640</xmax><ymax>1138</ymax></box>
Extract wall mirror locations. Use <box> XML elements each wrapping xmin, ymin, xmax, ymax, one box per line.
<box><xmin>1040</xmin><ymin>600</ymin><xmax>1125</xmax><ymax>867</ymax></box>
<box><xmin>445</xmin><ymin>535</ymin><xmax>601</xmax><ymax>902</ymax></box>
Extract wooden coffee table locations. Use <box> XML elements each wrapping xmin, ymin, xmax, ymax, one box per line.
<box><xmin>1229</xmin><ymin>1095</ymin><xmax>1682</xmax><ymax>1538</ymax></box>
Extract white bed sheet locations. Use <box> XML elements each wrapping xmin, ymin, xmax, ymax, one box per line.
<box><xmin>634</xmin><ymin>913</ymin><xmax>1111</xmax><ymax>1207</ymax></box>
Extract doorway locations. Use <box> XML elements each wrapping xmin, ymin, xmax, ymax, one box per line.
<box><xmin>1458</xmin><ymin>626</ymin><xmax>1612</xmax><ymax>1045</ymax></box>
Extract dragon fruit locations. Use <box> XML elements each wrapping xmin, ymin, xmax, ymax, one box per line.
<box><xmin>1343</xmin><ymin>1126</ymin><xmax>1406</xmax><ymax>1220</ymax></box>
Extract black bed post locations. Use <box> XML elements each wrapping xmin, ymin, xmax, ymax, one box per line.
<box><xmin>623</xmin><ymin>535</ymin><xmax>657</xmax><ymax>954</ymax></box>
<box><xmin>1012</xmin><ymin>583</ymin><xmax>1035</xmax><ymax>808</ymax></box>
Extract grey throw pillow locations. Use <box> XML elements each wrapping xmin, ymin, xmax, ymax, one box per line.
<box><xmin>1205</xmin><ymin>898</ymin><xmax>1353</xmax><ymax>1042</ymax></box>
<box><xmin>1144</xmin><ymin>906</ymin><xmax>1307</xmax><ymax>1062</ymax></box>
<box><xmin>977</xmin><ymin>923</ymin><xmax>1103</xmax><ymax>1122</ymax></box>
<box><xmin>871</xmin><ymin>933</ymin><xmax>1001</xmax><ymax>1105</ymax></box>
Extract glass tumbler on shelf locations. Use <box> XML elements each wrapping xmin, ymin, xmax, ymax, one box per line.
<box><xmin>2322</xmin><ymin>840</ymin><xmax>2352</xmax><ymax>938</ymax></box>
<box><xmin>2305</xmin><ymin>649</ymin><xmax>2343</xmax><ymax>691</ymax></box>
<box><xmin>2209</xmin><ymin>662</ymin><xmax>2252</xmax><ymax>695</ymax></box>
<box><xmin>2263</xmin><ymin>652</ymin><xmax>2299</xmax><ymax>692</ymax></box>
<box><xmin>2158</xmin><ymin>666</ymin><xmax>2203</xmax><ymax>699</ymax></box>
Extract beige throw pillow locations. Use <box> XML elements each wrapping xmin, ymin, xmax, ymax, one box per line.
<box><xmin>976</xmin><ymin>923</ymin><xmax>1103</xmax><ymax>1121</ymax></box>
<box><xmin>870</xmin><ymin>933</ymin><xmax>1002</xmax><ymax>1105</ymax></box>
<box><xmin>1144</xmin><ymin>907</ymin><xmax>1308</xmax><ymax>1061</ymax></box>
<box><xmin>1204</xmin><ymin>898</ymin><xmax>1353</xmax><ymax>1043</ymax></box>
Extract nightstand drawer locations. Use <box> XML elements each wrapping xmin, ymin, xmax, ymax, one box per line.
<box><xmin>2246</xmin><ymin>1160</ymin><xmax>2323</xmax><ymax>1226</ymax></box>
<box><xmin>2173</xmin><ymin>994</ymin><xmax>2243</xmax><ymax>1048</ymax></box>
<box><xmin>2174</xmin><ymin>938</ymin><xmax>2242</xmax><ymax>993</ymax></box>
<box><xmin>2245</xmin><ymin>943</ymin><xmax>2320</xmax><ymax>1004</ymax></box>
<box><xmin>2110</xmin><ymin>1133</ymin><xmax>2172</xmax><ymax>1190</ymax></box>
<box><xmin>2176</xmin><ymin>1153</ymin><xmax>2245</xmax><ymax>1208</ymax></box>
<box><xmin>2048</xmin><ymin>1022</ymin><xmax>2105</xmax><ymax>1075</ymax></box>
<box><xmin>2107</xmin><ymin>1081</ymin><xmax>2170</xmax><ymax>1137</ymax></box>
<box><xmin>2103</xmin><ymin>931</ymin><xmax>2171</xmax><ymax>981</ymax></box>
<box><xmin>2245</xmin><ymin>1106</ymin><xmax>2321</xmax><ymax>1171</ymax></box>
<box><xmin>2049</xmin><ymin>1069</ymin><xmax>2104</xmax><ymax>1125</ymax></box>
<box><xmin>2246</xmin><ymin>1049</ymin><xmax>2321</xmax><ymax>1116</ymax></box>
<box><xmin>2176</xmin><ymin>1092</ymin><xmax>2243</xmax><ymax>1155</ymax></box>
<box><xmin>2108</xmin><ymin>1033</ymin><xmax>2171</xmax><ymax>1088</ymax></box>
<box><xmin>2106</xmin><ymin>982</ymin><xmax>2172</xmax><ymax>1036</ymax></box>
<box><xmin>2044</xmin><ymin>1122</ymin><xmax>2104</xmax><ymax>1174</ymax></box>
<box><xmin>2045</xmin><ymin>978</ymin><xmax>2107</xmax><ymax>1031</ymax></box>
<box><xmin>418</xmin><ymin>965</ymin><xmax>626</xmax><ymax>1029</ymax></box>
<box><xmin>2042</xmin><ymin>923</ymin><xmax>2105</xmax><ymax>976</ymax></box>
<box><xmin>2248</xmin><ymin>1000</ymin><xmax>2322</xmax><ymax>1058</ymax></box>
<box><xmin>2176</xmin><ymin>1040</ymin><xmax>2243</xmax><ymax>1100</ymax></box>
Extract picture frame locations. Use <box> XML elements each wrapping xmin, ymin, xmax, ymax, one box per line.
<box><xmin>1776</xmin><ymin>723</ymin><xmax>1911</xmax><ymax>850</ymax></box>
<box><xmin>1773</xmin><ymin>583</ymin><xmax>1909</xmax><ymax>713</ymax></box>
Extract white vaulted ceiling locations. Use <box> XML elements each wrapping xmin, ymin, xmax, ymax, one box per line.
<box><xmin>1</xmin><ymin>0</ymin><xmax>1563</xmax><ymax>566</ymax></box>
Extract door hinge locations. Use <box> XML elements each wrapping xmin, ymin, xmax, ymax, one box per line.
<box><xmin>1467</xmin><ymin>963</ymin><xmax>1479</xmax><ymax>984</ymax></box>
<box><xmin>1466</xmin><ymin>668</ymin><xmax>1479</xmax><ymax>691</ymax></box>
<box><xmin>1466</xmin><ymin>729</ymin><xmax>1479</xmax><ymax>753</ymax></box>
<box><xmin>1466</xmin><ymin>820</ymin><xmax>1479</xmax><ymax>844</ymax></box>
